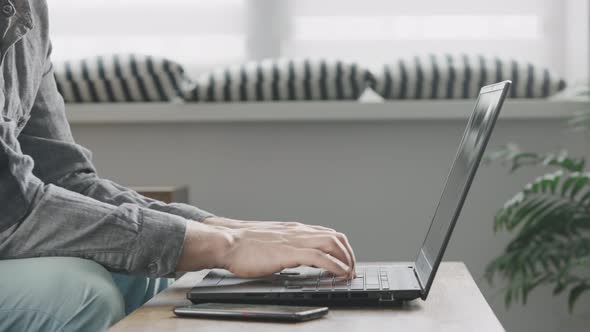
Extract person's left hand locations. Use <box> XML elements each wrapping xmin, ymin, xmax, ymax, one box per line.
<box><xmin>203</xmin><ymin>217</ymin><xmax>357</xmax><ymax>277</ymax></box>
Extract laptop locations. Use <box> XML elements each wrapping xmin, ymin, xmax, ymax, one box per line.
<box><xmin>188</xmin><ymin>81</ymin><xmax>512</xmax><ymax>305</ymax></box>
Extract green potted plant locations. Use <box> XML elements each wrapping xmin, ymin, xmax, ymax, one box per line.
<box><xmin>485</xmin><ymin>103</ymin><xmax>590</xmax><ymax>312</ymax></box>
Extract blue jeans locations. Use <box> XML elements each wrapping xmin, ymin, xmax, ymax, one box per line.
<box><xmin>0</xmin><ymin>257</ymin><xmax>170</xmax><ymax>332</ymax></box>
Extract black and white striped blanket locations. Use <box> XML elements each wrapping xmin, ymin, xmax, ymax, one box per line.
<box><xmin>52</xmin><ymin>54</ymin><xmax>567</xmax><ymax>103</ymax></box>
<box><xmin>53</xmin><ymin>54</ymin><xmax>190</xmax><ymax>103</ymax></box>
<box><xmin>372</xmin><ymin>54</ymin><xmax>566</xmax><ymax>99</ymax></box>
<box><xmin>184</xmin><ymin>59</ymin><xmax>371</xmax><ymax>102</ymax></box>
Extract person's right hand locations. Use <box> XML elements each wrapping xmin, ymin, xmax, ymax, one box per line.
<box><xmin>176</xmin><ymin>218</ymin><xmax>355</xmax><ymax>279</ymax></box>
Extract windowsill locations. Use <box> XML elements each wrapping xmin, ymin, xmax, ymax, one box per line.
<box><xmin>64</xmin><ymin>99</ymin><xmax>589</xmax><ymax>125</ymax></box>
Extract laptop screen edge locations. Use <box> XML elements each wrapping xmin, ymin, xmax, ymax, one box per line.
<box><xmin>413</xmin><ymin>81</ymin><xmax>512</xmax><ymax>299</ymax></box>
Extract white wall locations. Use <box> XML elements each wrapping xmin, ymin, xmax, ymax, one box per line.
<box><xmin>69</xmin><ymin>104</ymin><xmax>590</xmax><ymax>331</ymax></box>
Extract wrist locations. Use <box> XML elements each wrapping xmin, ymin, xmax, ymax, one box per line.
<box><xmin>208</xmin><ymin>225</ymin><xmax>236</xmax><ymax>269</ymax></box>
<box><xmin>176</xmin><ymin>221</ymin><xmax>235</xmax><ymax>271</ymax></box>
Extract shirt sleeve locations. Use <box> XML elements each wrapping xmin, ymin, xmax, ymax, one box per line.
<box><xmin>0</xmin><ymin>48</ymin><xmax>199</xmax><ymax>277</ymax></box>
<box><xmin>18</xmin><ymin>60</ymin><xmax>214</xmax><ymax>222</ymax></box>
<box><xmin>19</xmin><ymin>42</ymin><xmax>215</xmax><ymax>222</ymax></box>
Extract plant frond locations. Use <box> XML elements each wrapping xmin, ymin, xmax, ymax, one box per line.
<box><xmin>487</xmin><ymin>170</ymin><xmax>590</xmax><ymax>311</ymax></box>
<box><xmin>568</xmin><ymin>283</ymin><xmax>590</xmax><ymax>312</ymax></box>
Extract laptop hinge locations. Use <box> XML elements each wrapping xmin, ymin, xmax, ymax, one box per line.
<box><xmin>411</xmin><ymin>265</ymin><xmax>425</xmax><ymax>294</ymax></box>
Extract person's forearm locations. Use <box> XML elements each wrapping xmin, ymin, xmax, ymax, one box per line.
<box><xmin>1</xmin><ymin>184</ymin><xmax>187</xmax><ymax>277</ymax></box>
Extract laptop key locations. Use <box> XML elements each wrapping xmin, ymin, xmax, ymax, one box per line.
<box><xmin>297</xmin><ymin>280</ymin><xmax>320</xmax><ymax>291</ymax></box>
<box><xmin>350</xmin><ymin>279</ymin><xmax>364</xmax><ymax>290</ymax></box>
<box><xmin>366</xmin><ymin>276</ymin><xmax>379</xmax><ymax>285</ymax></box>
<box><xmin>318</xmin><ymin>279</ymin><xmax>333</xmax><ymax>289</ymax></box>
<box><xmin>333</xmin><ymin>280</ymin><xmax>349</xmax><ymax>290</ymax></box>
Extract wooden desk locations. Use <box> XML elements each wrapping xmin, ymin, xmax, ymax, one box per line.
<box><xmin>109</xmin><ymin>262</ymin><xmax>504</xmax><ymax>332</ymax></box>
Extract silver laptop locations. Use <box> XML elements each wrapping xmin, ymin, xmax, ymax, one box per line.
<box><xmin>188</xmin><ymin>81</ymin><xmax>511</xmax><ymax>305</ymax></box>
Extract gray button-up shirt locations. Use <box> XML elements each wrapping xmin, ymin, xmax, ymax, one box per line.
<box><xmin>0</xmin><ymin>0</ymin><xmax>213</xmax><ymax>277</ymax></box>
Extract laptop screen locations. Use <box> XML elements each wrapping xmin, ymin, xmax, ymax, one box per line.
<box><xmin>414</xmin><ymin>82</ymin><xmax>510</xmax><ymax>298</ymax></box>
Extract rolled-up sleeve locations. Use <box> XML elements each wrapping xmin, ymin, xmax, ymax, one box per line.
<box><xmin>0</xmin><ymin>44</ymin><xmax>212</xmax><ymax>277</ymax></box>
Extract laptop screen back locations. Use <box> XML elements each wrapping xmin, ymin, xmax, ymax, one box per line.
<box><xmin>414</xmin><ymin>82</ymin><xmax>510</xmax><ymax>298</ymax></box>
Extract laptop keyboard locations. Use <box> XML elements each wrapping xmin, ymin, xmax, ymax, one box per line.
<box><xmin>296</xmin><ymin>266</ymin><xmax>389</xmax><ymax>291</ymax></box>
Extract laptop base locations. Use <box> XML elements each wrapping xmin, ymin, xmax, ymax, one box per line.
<box><xmin>188</xmin><ymin>263</ymin><xmax>423</xmax><ymax>306</ymax></box>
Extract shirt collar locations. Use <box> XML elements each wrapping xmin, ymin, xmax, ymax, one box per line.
<box><xmin>0</xmin><ymin>0</ymin><xmax>33</xmax><ymax>56</ymax></box>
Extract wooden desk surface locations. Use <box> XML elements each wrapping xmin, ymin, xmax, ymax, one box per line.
<box><xmin>109</xmin><ymin>262</ymin><xmax>504</xmax><ymax>332</ymax></box>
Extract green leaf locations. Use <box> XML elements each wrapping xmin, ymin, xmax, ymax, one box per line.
<box><xmin>568</xmin><ymin>283</ymin><xmax>589</xmax><ymax>313</ymax></box>
<box><xmin>569</xmin><ymin>175</ymin><xmax>590</xmax><ymax>198</ymax></box>
<box><xmin>561</xmin><ymin>175</ymin><xmax>578</xmax><ymax>197</ymax></box>
<box><xmin>488</xmin><ymin>168</ymin><xmax>590</xmax><ymax>311</ymax></box>
<box><xmin>579</xmin><ymin>190</ymin><xmax>590</xmax><ymax>206</ymax></box>
<box><xmin>553</xmin><ymin>281</ymin><xmax>567</xmax><ymax>295</ymax></box>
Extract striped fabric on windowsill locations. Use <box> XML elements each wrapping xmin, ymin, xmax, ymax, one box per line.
<box><xmin>183</xmin><ymin>59</ymin><xmax>373</xmax><ymax>102</ymax></box>
<box><xmin>53</xmin><ymin>54</ymin><xmax>191</xmax><ymax>103</ymax></box>
<box><xmin>372</xmin><ymin>54</ymin><xmax>567</xmax><ymax>100</ymax></box>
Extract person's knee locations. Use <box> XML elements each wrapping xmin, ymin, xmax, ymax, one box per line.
<box><xmin>0</xmin><ymin>257</ymin><xmax>125</xmax><ymax>332</ymax></box>
<box><xmin>54</xmin><ymin>257</ymin><xmax>126</xmax><ymax>331</ymax></box>
<box><xmin>64</xmin><ymin>261</ymin><xmax>125</xmax><ymax>331</ymax></box>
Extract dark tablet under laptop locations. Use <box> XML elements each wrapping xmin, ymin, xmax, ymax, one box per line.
<box><xmin>187</xmin><ymin>81</ymin><xmax>512</xmax><ymax>305</ymax></box>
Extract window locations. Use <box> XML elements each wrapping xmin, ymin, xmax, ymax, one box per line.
<box><xmin>48</xmin><ymin>0</ymin><xmax>588</xmax><ymax>82</ymax></box>
<box><xmin>48</xmin><ymin>0</ymin><xmax>246</xmax><ymax>76</ymax></box>
<box><xmin>283</xmin><ymin>0</ymin><xmax>583</xmax><ymax>80</ymax></box>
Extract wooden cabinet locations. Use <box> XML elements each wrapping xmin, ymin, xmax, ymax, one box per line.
<box><xmin>132</xmin><ymin>186</ymin><xmax>189</xmax><ymax>204</ymax></box>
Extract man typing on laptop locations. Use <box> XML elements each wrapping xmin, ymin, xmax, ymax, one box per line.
<box><xmin>0</xmin><ymin>1</ymin><xmax>356</xmax><ymax>331</ymax></box>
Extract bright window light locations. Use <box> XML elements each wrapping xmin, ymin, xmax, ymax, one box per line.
<box><xmin>394</xmin><ymin>15</ymin><xmax>540</xmax><ymax>40</ymax></box>
<box><xmin>46</xmin><ymin>0</ymin><xmax>572</xmax><ymax>79</ymax></box>
<box><xmin>50</xmin><ymin>35</ymin><xmax>245</xmax><ymax>64</ymax></box>
<box><xmin>294</xmin><ymin>15</ymin><xmax>541</xmax><ymax>41</ymax></box>
<box><xmin>48</xmin><ymin>0</ymin><xmax>246</xmax><ymax>69</ymax></box>
<box><xmin>49</xmin><ymin>0</ymin><xmax>243</xmax><ymax>9</ymax></box>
